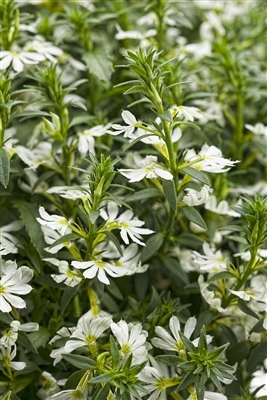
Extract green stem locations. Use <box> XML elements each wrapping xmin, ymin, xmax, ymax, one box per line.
<box><xmin>234</xmin><ymin>94</ymin><xmax>244</xmax><ymax>161</ymax></box>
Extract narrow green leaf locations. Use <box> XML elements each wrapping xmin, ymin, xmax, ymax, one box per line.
<box><xmin>48</xmin><ymin>232</ymin><xmax>81</xmax><ymax>249</ymax></box>
<box><xmin>181</xmin><ymin>206</ymin><xmax>207</xmax><ymax>230</ymax></box>
<box><xmin>177</xmin><ymin>371</ymin><xmax>195</xmax><ymax>392</ymax></box>
<box><xmin>61</xmin><ymin>283</ymin><xmax>82</xmax><ymax>312</ymax></box>
<box><xmin>141</xmin><ymin>232</ymin><xmax>164</xmax><ymax>262</ymax></box>
<box><xmin>162</xmin><ymin>179</ymin><xmax>177</xmax><ymax>211</ymax></box>
<box><xmin>63</xmin><ymin>354</ymin><xmax>96</xmax><ymax>370</ymax></box>
<box><xmin>161</xmin><ymin>257</ymin><xmax>189</xmax><ymax>284</ymax></box>
<box><xmin>13</xmin><ymin>201</ymin><xmax>48</xmax><ymax>259</ymax></box>
<box><xmin>68</xmin><ymin>101</ymin><xmax>87</xmax><ymax>111</ymax></box>
<box><xmin>94</xmin><ymin>384</ymin><xmax>110</xmax><ymax>400</ymax></box>
<box><xmin>89</xmin><ymin>374</ymin><xmax>112</xmax><ymax>384</ymax></box>
<box><xmin>208</xmin><ymin>271</ymin><xmax>235</xmax><ymax>282</ymax></box>
<box><xmin>182</xmin><ymin>167</ymin><xmax>210</xmax><ymax>186</ymax></box>
<box><xmin>225</xmin><ymin>235</ymin><xmax>248</xmax><ymax>244</ymax></box>
<box><xmin>89</xmin><ymin>209</ymin><xmax>100</xmax><ymax>224</ymax></box>
<box><xmin>65</xmin><ymin>370</ymin><xmax>88</xmax><ymax>390</ymax></box>
<box><xmin>123</xmin><ymin>134</ymin><xmax>157</xmax><ymax>152</ymax></box>
<box><xmin>158</xmin><ymin>110</ymin><xmax>173</xmax><ymax>123</ymax></box>
<box><xmin>155</xmin><ymin>355</ymin><xmax>181</xmax><ymax>367</ymax></box>
<box><xmin>218</xmin><ymin>225</ymin><xmax>246</xmax><ymax>232</ymax></box>
<box><xmin>104</xmin><ymin>231</ymin><xmax>123</xmax><ymax>256</ymax></box>
<box><xmin>238</xmin><ymin>298</ymin><xmax>259</xmax><ymax>320</ymax></box>
<box><xmin>126</xmin><ymin>188</ymin><xmax>163</xmax><ymax>203</ymax></box>
<box><xmin>0</xmin><ymin>148</ymin><xmax>10</xmax><ymax>188</ymax></box>
<box><xmin>110</xmin><ymin>335</ymin><xmax>120</xmax><ymax>368</ymax></box>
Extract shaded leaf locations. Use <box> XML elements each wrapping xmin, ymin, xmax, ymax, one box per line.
<box><xmin>0</xmin><ymin>148</ymin><xmax>10</xmax><ymax>188</ymax></box>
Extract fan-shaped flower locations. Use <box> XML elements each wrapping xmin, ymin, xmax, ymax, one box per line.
<box><xmin>119</xmin><ymin>155</ymin><xmax>173</xmax><ymax>182</ymax></box>
<box><xmin>0</xmin><ymin>260</ymin><xmax>33</xmax><ymax>313</ymax></box>
<box><xmin>111</xmin><ymin>320</ymin><xmax>149</xmax><ymax>364</ymax></box>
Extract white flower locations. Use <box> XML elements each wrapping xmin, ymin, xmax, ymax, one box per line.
<box><xmin>183</xmin><ymin>184</ymin><xmax>210</xmax><ymax>206</ymax></box>
<box><xmin>185</xmin><ymin>144</ymin><xmax>239</xmax><ymax>173</ymax></box>
<box><xmin>107</xmin><ymin>110</ymin><xmax>138</xmax><ymax>137</ymax></box>
<box><xmin>49</xmin><ymin>327</ymin><xmax>76</xmax><ymax>365</ymax></box>
<box><xmin>71</xmin><ymin>257</ymin><xmax>129</xmax><ymax>285</ymax></box>
<box><xmin>192</xmin><ymin>243</ymin><xmax>228</xmax><ymax>274</ymax></box>
<box><xmin>115</xmin><ymin>24</ymin><xmax>156</xmax><ymax>40</ymax></box>
<box><xmin>171</xmin><ymin>105</ymin><xmax>204</xmax><ymax>122</ymax></box>
<box><xmin>0</xmin><ymin>260</ymin><xmax>33</xmax><ymax>313</ymax></box>
<box><xmin>171</xmin><ymin>246</ymin><xmax>196</xmax><ymax>272</ymax></box>
<box><xmin>184</xmin><ymin>41</ymin><xmax>212</xmax><ymax>61</ymax></box>
<box><xmin>37</xmin><ymin>206</ymin><xmax>70</xmax><ymax>236</ymax></box>
<box><xmin>138</xmin><ymin>356</ymin><xmax>180</xmax><ymax>400</ymax></box>
<box><xmin>37</xmin><ymin>371</ymin><xmax>60</xmax><ymax>399</ymax></box>
<box><xmin>0</xmin><ymin>345</ymin><xmax>26</xmax><ymax>371</ymax></box>
<box><xmin>0</xmin><ymin>46</ymin><xmax>45</xmax><ymax>72</ymax></box>
<box><xmin>0</xmin><ymin>220</ymin><xmax>23</xmax><ymax>255</ymax></box>
<box><xmin>0</xmin><ymin>320</ymin><xmax>39</xmax><ymax>347</ymax></box>
<box><xmin>111</xmin><ymin>320</ymin><xmax>148</xmax><ymax>365</ymax></box>
<box><xmin>15</xmin><ymin>142</ymin><xmax>56</xmax><ymax>170</ymax></box>
<box><xmin>245</xmin><ymin>123</ymin><xmax>267</xmax><ymax>137</ymax></box>
<box><xmin>64</xmin><ymin>316</ymin><xmax>112</xmax><ymax>353</ymax></box>
<box><xmin>198</xmin><ymin>275</ymin><xmax>227</xmax><ymax>313</ymax></box>
<box><xmin>113</xmin><ymin>243</ymin><xmax>149</xmax><ymax>275</ymax></box>
<box><xmin>119</xmin><ymin>155</ymin><xmax>173</xmax><ymax>182</ymax></box>
<box><xmin>23</xmin><ymin>36</ymin><xmax>63</xmax><ymax>63</ymax></box>
<box><xmin>44</xmin><ymin>258</ymin><xmax>83</xmax><ymax>287</ymax></box>
<box><xmin>77</xmin><ymin>124</ymin><xmax>109</xmax><ymax>156</ymax></box>
<box><xmin>152</xmin><ymin>315</ymin><xmax>212</xmax><ymax>356</ymax></box>
<box><xmin>205</xmin><ymin>195</ymin><xmax>241</xmax><ymax>217</ymax></box>
<box><xmin>100</xmin><ymin>202</ymin><xmax>154</xmax><ymax>246</ymax></box>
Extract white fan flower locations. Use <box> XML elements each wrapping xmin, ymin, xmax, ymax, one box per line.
<box><xmin>107</xmin><ymin>110</ymin><xmax>138</xmax><ymax>137</ymax></box>
<box><xmin>192</xmin><ymin>243</ymin><xmax>228</xmax><ymax>274</ymax></box>
<box><xmin>0</xmin><ymin>260</ymin><xmax>33</xmax><ymax>313</ymax></box>
<box><xmin>185</xmin><ymin>144</ymin><xmax>239</xmax><ymax>173</ymax></box>
<box><xmin>111</xmin><ymin>320</ymin><xmax>149</xmax><ymax>365</ymax></box>
<box><xmin>64</xmin><ymin>316</ymin><xmax>112</xmax><ymax>354</ymax></box>
<box><xmin>119</xmin><ymin>155</ymin><xmax>173</xmax><ymax>182</ymax></box>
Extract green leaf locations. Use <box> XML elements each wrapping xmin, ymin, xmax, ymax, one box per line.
<box><xmin>63</xmin><ymin>354</ymin><xmax>96</xmax><ymax>370</ymax></box>
<box><xmin>83</xmin><ymin>51</ymin><xmax>114</xmax><ymax>82</ymax></box>
<box><xmin>48</xmin><ymin>232</ymin><xmax>81</xmax><ymax>249</ymax></box>
<box><xmin>93</xmin><ymin>384</ymin><xmax>110</xmax><ymax>400</ymax></box>
<box><xmin>89</xmin><ymin>374</ymin><xmax>112</xmax><ymax>384</ymax></box>
<box><xmin>61</xmin><ymin>283</ymin><xmax>82</xmax><ymax>312</ymax></box>
<box><xmin>123</xmin><ymin>133</ymin><xmax>157</xmax><ymax>152</ymax></box>
<box><xmin>237</xmin><ymin>298</ymin><xmax>259</xmax><ymax>320</ymax></box>
<box><xmin>68</xmin><ymin>101</ymin><xmax>87</xmax><ymax>111</ymax></box>
<box><xmin>181</xmin><ymin>206</ymin><xmax>207</xmax><ymax>230</ymax></box>
<box><xmin>155</xmin><ymin>355</ymin><xmax>181</xmax><ymax>367</ymax></box>
<box><xmin>110</xmin><ymin>335</ymin><xmax>120</xmax><ymax>368</ymax></box>
<box><xmin>126</xmin><ymin>188</ymin><xmax>163</xmax><ymax>203</ymax></box>
<box><xmin>158</xmin><ymin>110</ymin><xmax>173</xmax><ymax>123</ymax></box>
<box><xmin>225</xmin><ymin>235</ymin><xmax>247</xmax><ymax>244</ymax></box>
<box><xmin>226</xmin><ymin>340</ymin><xmax>251</xmax><ymax>365</ymax></box>
<box><xmin>17</xmin><ymin>331</ymin><xmax>38</xmax><ymax>354</ymax></box>
<box><xmin>182</xmin><ymin>167</ymin><xmax>210</xmax><ymax>186</ymax></box>
<box><xmin>162</xmin><ymin>179</ymin><xmax>177</xmax><ymax>211</ymax></box>
<box><xmin>13</xmin><ymin>201</ymin><xmax>48</xmax><ymax>259</ymax></box>
<box><xmin>218</xmin><ymin>225</ymin><xmax>246</xmax><ymax>232</ymax></box>
<box><xmin>247</xmin><ymin>339</ymin><xmax>267</xmax><ymax>372</ymax></box>
<box><xmin>168</xmin><ymin>12</ymin><xmax>193</xmax><ymax>29</ymax></box>
<box><xmin>177</xmin><ymin>371</ymin><xmax>195</xmax><ymax>392</ymax></box>
<box><xmin>141</xmin><ymin>232</ymin><xmax>164</xmax><ymax>262</ymax></box>
<box><xmin>0</xmin><ymin>311</ymin><xmax>13</xmax><ymax>325</ymax></box>
<box><xmin>161</xmin><ymin>257</ymin><xmax>189</xmax><ymax>284</ymax></box>
<box><xmin>208</xmin><ymin>271</ymin><xmax>235</xmax><ymax>282</ymax></box>
<box><xmin>27</xmin><ymin>326</ymin><xmax>50</xmax><ymax>349</ymax></box>
<box><xmin>12</xmin><ymin>109</ymin><xmax>50</xmax><ymax>120</ymax></box>
<box><xmin>89</xmin><ymin>209</ymin><xmax>100</xmax><ymax>224</ymax></box>
<box><xmin>0</xmin><ymin>148</ymin><xmax>10</xmax><ymax>188</ymax></box>
<box><xmin>65</xmin><ymin>370</ymin><xmax>88</xmax><ymax>389</ymax></box>
<box><xmin>104</xmin><ymin>231</ymin><xmax>123</xmax><ymax>256</ymax></box>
